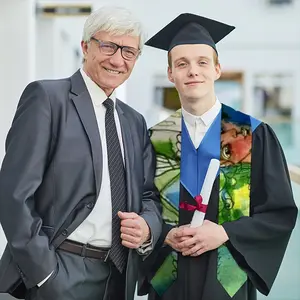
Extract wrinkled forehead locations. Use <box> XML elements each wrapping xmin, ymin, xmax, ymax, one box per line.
<box><xmin>93</xmin><ymin>31</ymin><xmax>140</xmax><ymax>48</ymax></box>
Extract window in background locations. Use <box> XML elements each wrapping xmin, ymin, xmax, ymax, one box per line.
<box><xmin>215</xmin><ymin>72</ymin><xmax>244</xmax><ymax>111</ymax></box>
<box><xmin>253</xmin><ymin>73</ymin><xmax>294</xmax><ymax>120</ymax></box>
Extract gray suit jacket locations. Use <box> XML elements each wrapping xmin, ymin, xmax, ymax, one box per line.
<box><xmin>0</xmin><ymin>70</ymin><xmax>162</xmax><ymax>300</ymax></box>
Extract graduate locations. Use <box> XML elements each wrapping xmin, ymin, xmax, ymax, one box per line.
<box><xmin>138</xmin><ymin>13</ymin><xmax>298</xmax><ymax>300</ymax></box>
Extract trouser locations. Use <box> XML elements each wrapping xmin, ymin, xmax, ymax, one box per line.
<box><xmin>25</xmin><ymin>247</ymin><xmax>126</xmax><ymax>300</ymax></box>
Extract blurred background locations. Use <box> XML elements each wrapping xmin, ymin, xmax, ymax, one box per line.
<box><xmin>0</xmin><ymin>0</ymin><xmax>299</xmax><ymax>299</ymax></box>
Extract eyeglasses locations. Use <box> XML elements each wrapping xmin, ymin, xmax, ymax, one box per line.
<box><xmin>90</xmin><ymin>37</ymin><xmax>140</xmax><ymax>61</ymax></box>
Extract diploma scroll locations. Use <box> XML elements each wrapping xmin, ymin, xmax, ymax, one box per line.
<box><xmin>190</xmin><ymin>158</ymin><xmax>220</xmax><ymax>228</ymax></box>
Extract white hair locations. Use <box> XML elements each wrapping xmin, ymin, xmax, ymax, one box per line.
<box><xmin>82</xmin><ymin>6</ymin><xmax>146</xmax><ymax>51</ymax></box>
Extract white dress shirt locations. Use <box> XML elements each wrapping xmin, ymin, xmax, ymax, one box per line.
<box><xmin>67</xmin><ymin>69</ymin><xmax>124</xmax><ymax>247</ymax></box>
<box><xmin>182</xmin><ymin>100</ymin><xmax>221</xmax><ymax>148</ymax></box>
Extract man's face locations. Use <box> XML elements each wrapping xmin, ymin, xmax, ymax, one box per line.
<box><xmin>168</xmin><ymin>44</ymin><xmax>221</xmax><ymax>102</ymax></box>
<box><xmin>81</xmin><ymin>31</ymin><xmax>140</xmax><ymax>95</ymax></box>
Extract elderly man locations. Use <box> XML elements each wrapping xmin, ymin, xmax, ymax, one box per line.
<box><xmin>0</xmin><ymin>6</ymin><xmax>161</xmax><ymax>300</ymax></box>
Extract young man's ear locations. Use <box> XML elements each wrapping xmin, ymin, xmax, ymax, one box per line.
<box><xmin>215</xmin><ymin>63</ymin><xmax>222</xmax><ymax>81</ymax></box>
<box><xmin>168</xmin><ymin>66</ymin><xmax>174</xmax><ymax>83</ymax></box>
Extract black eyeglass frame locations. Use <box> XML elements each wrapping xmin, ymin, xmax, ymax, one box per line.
<box><xmin>90</xmin><ymin>37</ymin><xmax>141</xmax><ymax>61</ymax></box>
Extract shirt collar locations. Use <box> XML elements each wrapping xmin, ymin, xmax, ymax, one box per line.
<box><xmin>182</xmin><ymin>99</ymin><xmax>221</xmax><ymax>127</ymax></box>
<box><xmin>80</xmin><ymin>68</ymin><xmax>116</xmax><ymax>106</ymax></box>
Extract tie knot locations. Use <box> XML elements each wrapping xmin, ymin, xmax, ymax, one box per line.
<box><xmin>103</xmin><ymin>98</ymin><xmax>114</xmax><ymax>111</ymax></box>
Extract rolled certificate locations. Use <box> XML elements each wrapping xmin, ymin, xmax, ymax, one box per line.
<box><xmin>190</xmin><ymin>158</ymin><xmax>220</xmax><ymax>228</ymax></box>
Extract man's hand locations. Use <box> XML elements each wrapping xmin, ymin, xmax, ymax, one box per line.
<box><xmin>175</xmin><ymin>220</ymin><xmax>229</xmax><ymax>256</ymax></box>
<box><xmin>118</xmin><ymin>212</ymin><xmax>150</xmax><ymax>249</ymax></box>
<box><xmin>165</xmin><ymin>226</ymin><xmax>192</xmax><ymax>252</ymax></box>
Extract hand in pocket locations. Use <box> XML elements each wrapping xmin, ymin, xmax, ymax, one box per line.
<box><xmin>35</xmin><ymin>256</ymin><xmax>62</xmax><ymax>299</ymax></box>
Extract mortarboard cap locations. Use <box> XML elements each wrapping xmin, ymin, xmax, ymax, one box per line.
<box><xmin>145</xmin><ymin>13</ymin><xmax>235</xmax><ymax>54</ymax></box>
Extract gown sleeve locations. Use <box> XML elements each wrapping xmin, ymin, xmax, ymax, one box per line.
<box><xmin>138</xmin><ymin>222</ymin><xmax>175</xmax><ymax>295</ymax></box>
<box><xmin>222</xmin><ymin>122</ymin><xmax>298</xmax><ymax>295</ymax></box>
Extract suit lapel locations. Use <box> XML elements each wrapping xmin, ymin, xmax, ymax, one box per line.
<box><xmin>70</xmin><ymin>70</ymin><xmax>102</xmax><ymax>197</ymax></box>
<box><xmin>116</xmin><ymin>100</ymin><xmax>134</xmax><ymax>211</ymax></box>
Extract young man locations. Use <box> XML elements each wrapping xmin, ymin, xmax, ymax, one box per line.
<box><xmin>0</xmin><ymin>6</ymin><xmax>161</xmax><ymax>300</ymax></box>
<box><xmin>138</xmin><ymin>13</ymin><xmax>298</xmax><ymax>300</ymax></box>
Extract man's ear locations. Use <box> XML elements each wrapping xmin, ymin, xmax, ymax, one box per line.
<box><xmin>168</xmin><ymin>66</ymin><xmax>174</xmax><ymax>83</ymax></box>
<box><xmin>215</xmin><ymin>63</ymin><xmax>221</xmax><ymax>81</ymax></box>
<box><xmin>81</xmin><ymin>40</ymin><xmax>89</xmax><ymax>58</ymax></box>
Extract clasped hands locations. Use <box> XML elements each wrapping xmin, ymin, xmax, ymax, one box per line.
<box><xmin>165</xmin><ymin>220</ymin><xmax>229</xmax><ymax>257</ymax></box>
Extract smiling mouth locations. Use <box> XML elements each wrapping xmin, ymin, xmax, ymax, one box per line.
<box><xmin>185</xmin><ymin>81</ymin><xmax>204</xmax><ymax>85</ymax></box>
<box><xmin>103</xmin><ymin>67</ymin><xmax>123</xmax><ymax>74</ymax></box>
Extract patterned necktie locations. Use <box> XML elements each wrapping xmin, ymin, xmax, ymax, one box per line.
<box><xmin>103</xmin><ymin>98</ymin><xmax>127</xmax><ymax>273</ymax></box>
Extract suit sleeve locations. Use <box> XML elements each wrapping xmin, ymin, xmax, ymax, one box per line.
<box><xmin>139</xmin><ymin>116</ymin><xmax>162</xmax><ymax>252</ymax></box>
<box><xmin>222</xmin><ymin>123</ymin><xmax>298</xmax><ymax>295</ymax></box>
<box><xmin>0</xmin><ymin>81</ymin><xmax>57</xmax><ymax>289</ymax></box>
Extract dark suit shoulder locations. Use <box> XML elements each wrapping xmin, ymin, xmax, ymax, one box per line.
<box><xmin>21</xmin><ymin>77</ymin><xmax>72</xmax><ymax>113</ymax></box>
<box><xmin>37</xmin><ymin>77</ymin><xmax>70</xmax><ymax>87</ymax></box>
<box><xmin>35</xmin><ymin>77</ymin><xmax>71</xmax><ymax>97</ymax></box>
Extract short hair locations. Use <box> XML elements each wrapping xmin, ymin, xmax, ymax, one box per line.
<box><xmin>82</xmin><ymin>6</ymin><xmax>146</xmax><ymax>51</ymax></box>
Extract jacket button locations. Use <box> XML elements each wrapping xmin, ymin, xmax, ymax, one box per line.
<box><xmin>86</xmin><ymin>202</ymin><xmax>94</xmax><ymax>209</ymax></box>
<box><xmin>62</xmin><ymin>229</ymin><xmax>68</xmax><ymax>236</ymax></box>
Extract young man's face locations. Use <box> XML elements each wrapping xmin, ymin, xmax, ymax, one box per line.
<box><xmin>168</xmin><ymin>44</ymin><xmax>221</xmax><ymax>102</ymax></box>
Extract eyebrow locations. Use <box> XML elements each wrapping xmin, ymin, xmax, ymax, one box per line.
<box><xmin>174</xmin><ymin>56</ymin><xmax>211</xmax><ymax>64</ymax></box>
<box><xmin>198</xmin><ymin>56</ymin><xmax>210</xmax><ymax>61</ymax></box>
<box><xmin>97</xmin><ymin>39</ymin><xmax>139</xmax><ymax>50</ymax></box>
